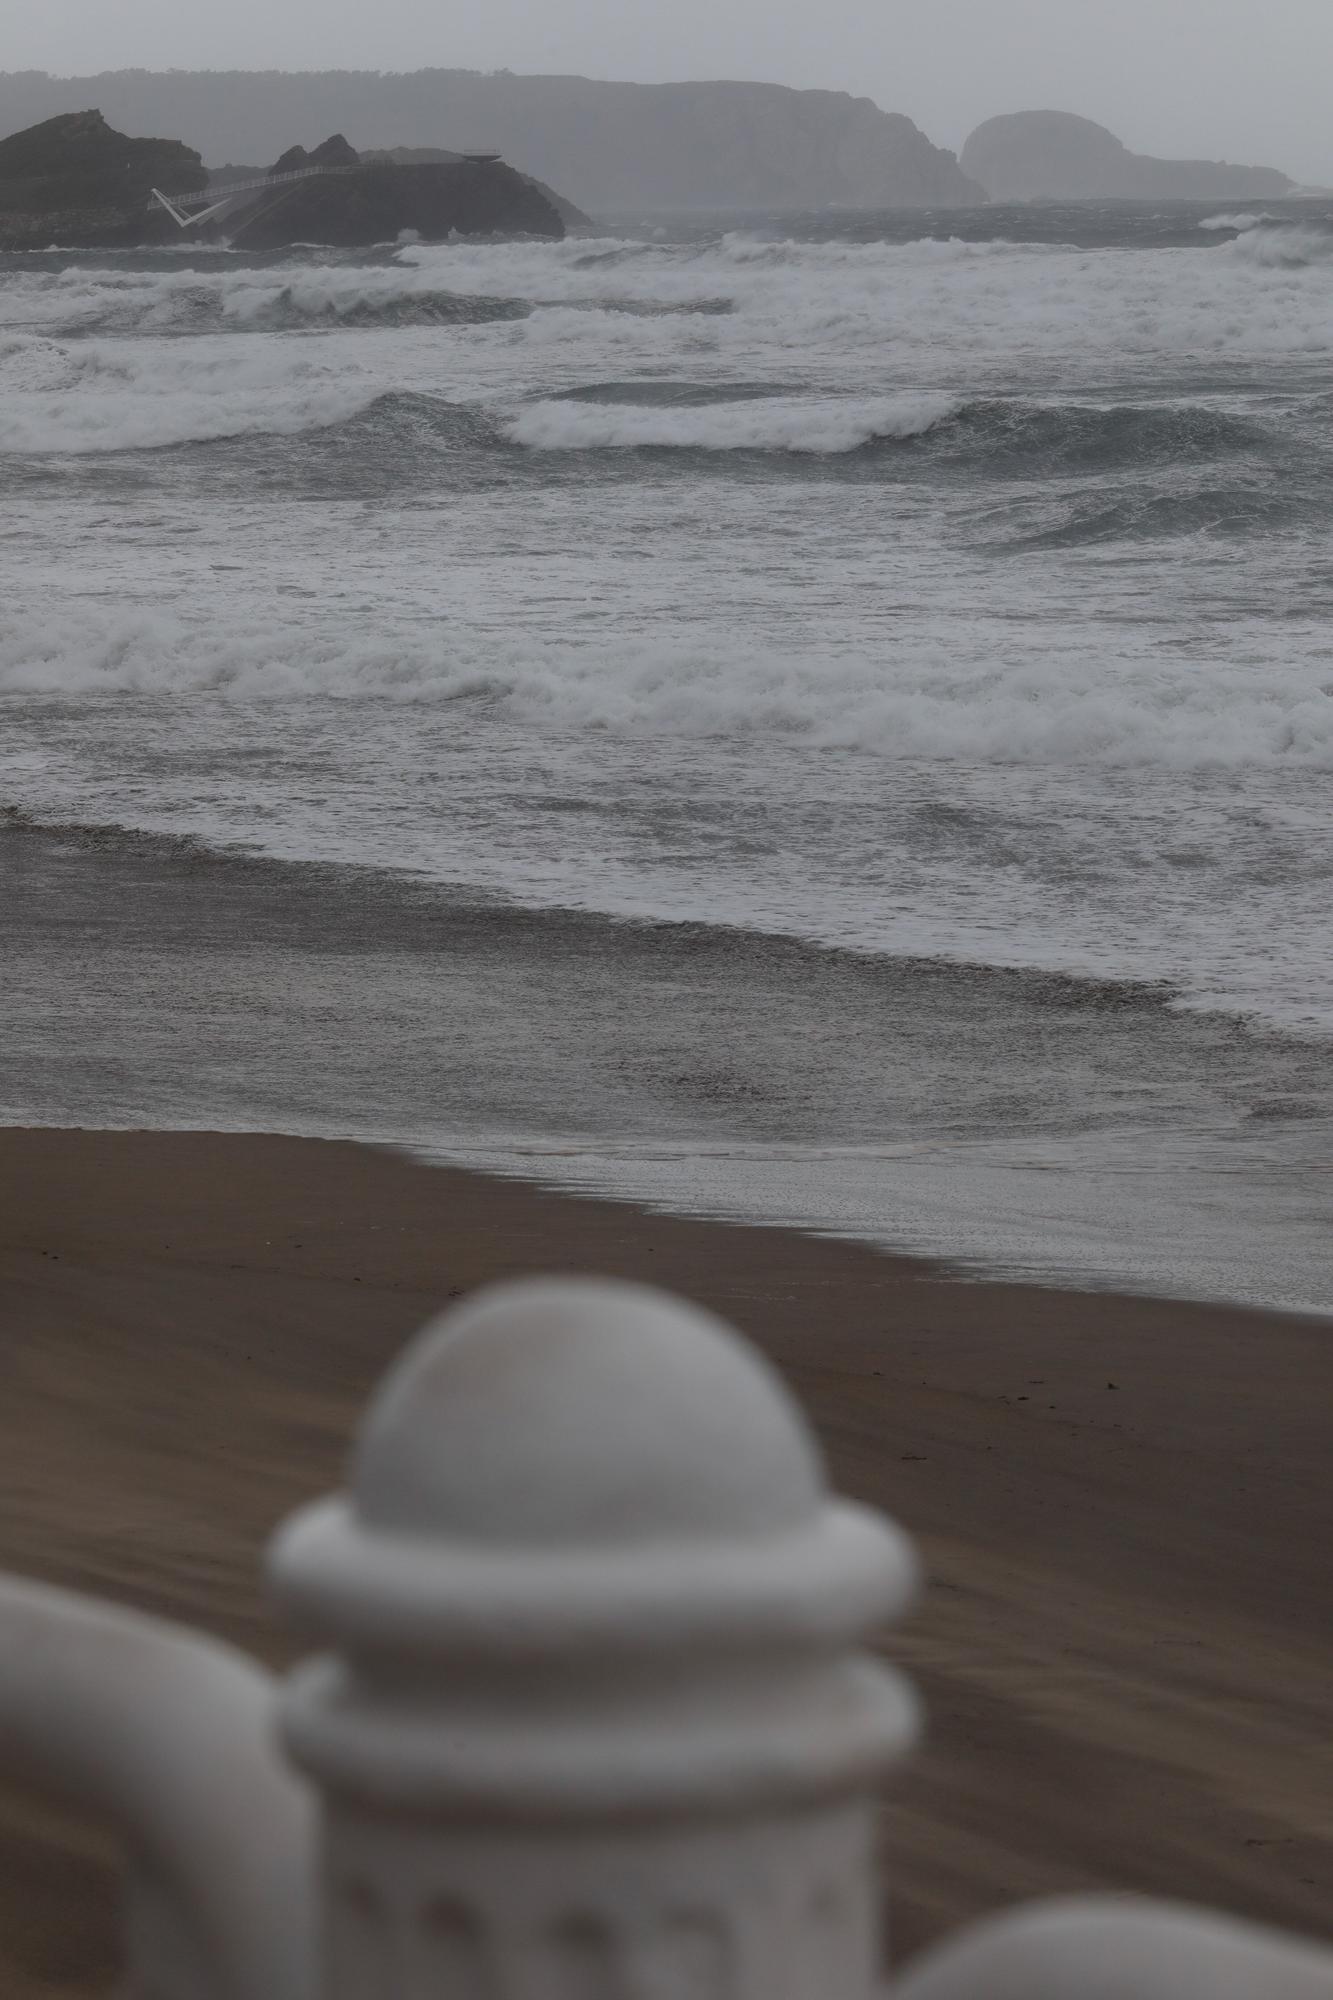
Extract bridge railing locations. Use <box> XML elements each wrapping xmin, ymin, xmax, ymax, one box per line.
<box><xmin>146</xmin><ymin>162</ymin><xmax>358</xmax><ymax>215</ymax></box>
<box><xmin>0</xmin><ymin>1276</ymin><xmax>1329</xmax><ymax>2000</ymax></box>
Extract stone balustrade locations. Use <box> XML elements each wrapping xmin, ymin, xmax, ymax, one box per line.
<box><xmin>0</xmin><ymin>1275</ymin><xmax>1328</xmax><ymax>2000</ymax></box>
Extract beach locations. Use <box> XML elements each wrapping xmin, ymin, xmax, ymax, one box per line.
<box><xmin>1</xmin><ymin>1124</ymin><xmax>1330</xmax><ymax>1996</ymax></box>
<box><xmin>2</xmin><ymin>199</ymin><xmax>1332</xmax><ymax>1996</ymax></box>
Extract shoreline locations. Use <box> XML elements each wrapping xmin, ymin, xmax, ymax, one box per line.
<box><xmin>4</xmin><ymin>815</ymin><xmax>1329</xmax><ymax>1317</ymax></box>
<box><xmin>1</xmin><ymin>1125</ymin><xmax>1331</xmax><ymax>1993</ymax></box>
<box><xmin>6</xmin><ymin>1105</ymin><xmax>1331</xmax><ymax>1320</ymax></box>
<box><xmin>423</xmin><ymin>1132</ymin><xmax>1333</xmax><ymax>1322</ymax></box>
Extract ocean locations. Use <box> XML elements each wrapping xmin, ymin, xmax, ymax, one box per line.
<box><xmin>1</xmin><ymin>201</ymin><xmax>1330</xmax><ymax>1310</ymax></box>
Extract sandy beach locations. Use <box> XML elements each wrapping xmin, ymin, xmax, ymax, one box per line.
<box><xmin>0</xmin><ymin>1124</ymin><xmax>1330</xmax><ymax>1994</ymax></box>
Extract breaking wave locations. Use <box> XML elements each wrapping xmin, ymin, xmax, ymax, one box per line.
<box><xmin>8</xmin><ymin>215</ymin><xmax>1333</xmax><ymax>386</ymax></box>
<box><xmin>4</xmin><ymin>345</ymin><xmax>1311</xmax><ymax>513</ymax></box>
<box><xmin>498</xmin><ymin>390</ymin><xmax>1291</xmax><ymax>481</ymax></box>
<box><xmin>0</xmin><ymin>255</ymin><xmax>531</xmax><ymax>337</ymax></box>
<box><xmin>1199</xmin><ymin>212</ymin><xmax>1278</xmax><ymax>232</ymax></box>
<box><xmin>505</xmin><ymin>392</ymin><xmax>960</xmax><ymax>452</ymax></box>
<box><xmin>1227</xmin><ymin>221</ymin><xmax>1333</xmax><ymax>269</ymax></box>
<box><xmin>3</xmin><ymin>608</ymin><xmax>1330</xmax><ymax>770</ymax></box>
<box><xmin>0</xmin><ymin>330</ymin><xmax>379</xmax><ymax>452</ymax></box>
<box><xmin>220</xmin><ymin>286</ymin><xmax>528</xmax><ymax>331</ymax></box>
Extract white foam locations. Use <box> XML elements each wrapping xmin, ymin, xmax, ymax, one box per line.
<box><xmin>2</xmin><ymin>606</ymin><xmax>1329</xmax><ymax>771</ymax></box>
<box><xmin>7</xmin><ymin>224</ymin><xmax>1333</xmax><ymax>404</ymax></box>
<box><xmin>397</xmin><ymin>230</ymin><xmax>1333</xmax><ymax>377</ymax></box>
<box><xmin>0</xmin><ymin>330</ymin><xmax>378</xmax><ymax>453</ymax></box>
<box><xmin>505</xmin><ymin>392</ymin><xmax>958</xmax><ymax>452</ymax></box>
<box><xmin>4</xmin><ymin>228</ymin><xmax>1332</xmax><ymax>1051</ymax></box>
<box><xmin>0</xmin><ymin>257</ymin><xmax>506</xmax><ymax>335</ymax></box>
<box><xmin>1199</xmin><ymin>212</ymin><xmax>1276</xmax><ymax>232</ymax></box>
<box><xmin>1228</xmin><ymin>223</ymin><xmax>1333</xmax><ymax>269</ymax></box>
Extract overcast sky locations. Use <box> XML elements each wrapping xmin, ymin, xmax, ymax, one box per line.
<box><xmin>14</xmin><ymin>0</ymin><xmax>1333</xmax><ymax>184</ymax></box>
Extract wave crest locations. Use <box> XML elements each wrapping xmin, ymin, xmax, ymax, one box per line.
<box><xmin>3</xmin><ymin>609</ymin><xmax>1330</xmax><ymax>771</ymax></box>
<box><xmin>0</xmin><ymin>330</ymin><xmax>378</xmax><ymax>453</ymax></box>
<box><xmin>1227</xmin><ymin>222</ymin><xmax>1333</xmax><ymax>268</ymax></box>
<box><xmin>504</xmin><ymin>391</ymin><xmax>959</xmax><ymax>453</ymax></box>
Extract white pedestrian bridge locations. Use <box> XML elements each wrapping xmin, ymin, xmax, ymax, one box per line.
<box><xmin>148</xmin><ymin>163</ymin><xmax>356</xmax><ymax>229</ymax></box>
<box><xmin>149</xmin><ymin>150</ymin><xmax>503</xmax><ymax>229</ymax></box>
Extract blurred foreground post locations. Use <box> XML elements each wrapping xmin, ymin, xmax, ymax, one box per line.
<box><xmin>0</xmin><ymin>1573</ymin><xmax>312</xmax><ymax>2000</ymax></box>
<box><xmin>269</xmin><ymin>1278</ymin><xmax>920</xmax><ymax>2000</ymax></box>
<box><xmin>2</xmin><ymin>1274</ymin><xmax>1333</xmax><ymax>1999</ymax></box>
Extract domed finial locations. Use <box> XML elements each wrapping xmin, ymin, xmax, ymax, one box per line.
<box><xmin>351</xmin><ymin>1277</ymin><xmax>824</xmax><ymax>1545</ymax></box>
<box><xmin>269</xmin><ymin>1279</ymin><xmax>919</xmax><ymax>2000</ymax></box>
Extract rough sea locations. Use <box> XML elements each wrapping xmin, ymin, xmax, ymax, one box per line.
<box><xmin>2</xmin><ymin>201</ymin><xmax>1330</xmax><ymax>1309</ymax></box>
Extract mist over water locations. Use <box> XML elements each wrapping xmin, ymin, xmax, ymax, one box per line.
<box><xmin>2</xmin><ymin>201</ymin><xmax>1331</xmax><ymax>1305</ymax></box>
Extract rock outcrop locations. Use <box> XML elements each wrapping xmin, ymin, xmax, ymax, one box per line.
<box><xmin>269</xmin><ymin>132</ymin><xmax>360</xmax><ymax>178</ymax></box>
<box><xmin>225</xmin><ymin>152</ymin><xmax>564</xmax><ymax>248</ymax></box>
<box><xmin>0</xmin><ymin>71</ymin><xmax>986</xmax><ymax>211</ymax></box>
<box><xmin>361</xmin><ymin>144</ymin><xmax>594</xmax><ymax>229</ymax></box>
<box><xmin>961</xmin><ymin>110</ymin><xmax>1293</xmax><ymax>202</ymax></box>
<box><xmin>0</xmin><ymin>108</ymin><xmax>205</xmax><ymax>248</ymax></box>
<box><xmin>0</xmin><ymin>111</ymin><xmax>565</xmax><ymax>248</ymax></box>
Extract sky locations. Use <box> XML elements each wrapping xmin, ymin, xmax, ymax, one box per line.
<box><xmin>13</xmin><ymin>0</ymin><xmax>1333</xmax><ymax>185</ymax></box>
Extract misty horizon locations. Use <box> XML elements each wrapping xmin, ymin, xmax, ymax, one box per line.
<box><xmin>3</xmin><ymin>67</ymin><xmax>1320</xmax><ymax>189</ymax></box>
<box><xmin>3</xmin><ymin>0</ymin><xmax>1331</xmax><ymax>185</ymax></box>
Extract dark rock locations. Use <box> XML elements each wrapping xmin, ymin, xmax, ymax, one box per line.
<box><xmin>521</xmin><ymin>175</ymin><xmax>595</xmax><ymax>232</ymax></box>
<box><xmin>269</xmin><ymin>143</ymin><xmax>311</xmax><ymax>176</ymax></box>
<box><xmin>308</xmin><ymin>133</ymin><xmax>359</xmax><ymax>171</ymax></box>
<box><xmin>359</xmin><ymin>145</ymin><xmax>465</xmax><ymax>167</ymax></box>
<box><xmin>0</xmin><ymin>108</ymin><xmax>205</xmax><ymax>247</ymax></box>
<box><xmin>961</xmin><ymin>110</ymin><xmax>1293</xmax><ymax>202</ymax></box>
<box><xmin>269</xmin><ymin>132</ymin><xmax>358</xmax><ymax>177</ymax></box>
<box><xmin>227</xmin><ymin>158</ymin><xmax>564</xmax><ymax>248</ymax></box>
<box><xmin>360</xmin><ymin>144</ymin><xmax>595</xmax><ymax>228</ymax></box>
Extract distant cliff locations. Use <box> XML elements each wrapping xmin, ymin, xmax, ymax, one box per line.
<box><xmin>0</xmin><ymin>108</ymin><xmax>204</xmax><ymax>247</ymax></box>
<box><xmin>0</xmin><ymin>70</ymin><xmax>986</xmax><ymax>211</ymax></box>
<box><xmin>961</xmin><ymin>111</ymin><xmax>1293</xmax><ymax>202</ymax></box>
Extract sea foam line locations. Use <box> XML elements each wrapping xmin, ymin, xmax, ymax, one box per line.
<box><xmin>504</xmin><ymin>392</ymin><xmax>959</xmax><ymax>452</ymax></box>
<box><xmin>2</xmin><ymin>610</ymin><xmax>1331</xmax><ymax>770</ymax></box>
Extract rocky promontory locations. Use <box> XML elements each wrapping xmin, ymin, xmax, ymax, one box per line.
<box><xmin>360</xmin><ymin>146</ymin><xmax>594</xmax><ymax>230</ymax></box>
<box><xmin>961</xmin><ymin>110</ymin><xmax>1293</xmax><ymax>202</ymax></box>
<box><xmin>225</xmin><ymin>147</ymin><xmax>565</xmax><ymax>248</ymax></box>
<box><xmin>0</xmin><ymin>112</ymin><xmax>566</xmax><ymax>248</ymax></box>
<box><xmin>0</xmin><ymin>108</ymin><xmax>205</xmax><ymax>248</ymax></box>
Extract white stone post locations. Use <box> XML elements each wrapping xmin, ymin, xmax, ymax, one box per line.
<box><xmin>268</xmin><ymin>1277</ymin><xmax>919</xmax><ymax>2000</ymax></box>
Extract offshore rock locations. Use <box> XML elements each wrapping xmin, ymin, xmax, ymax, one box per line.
<box><xmin>961</xmin><ymin>110</ymin><xmax>1294</xmax><ymax>203</ymax></box>
<box><xmin>225</xmin><ymin>156</ymin><xmax>565</xmax><ymax>247</ymax></box>
<box><xmin>0</xmin><ymin>108</ymin><xmax>205</xmax><ymax>248</ymax></box>
<box><xmin>361</xmin><ymin>145</ymin><xmax>595</xmax><ymax>230</ymax></box>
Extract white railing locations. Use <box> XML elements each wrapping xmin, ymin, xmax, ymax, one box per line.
<box><xmin>0</xmin><ymin>1275</ymin><xmax>1329</xmax><ymax>2000</ymax></box>
<box><xmin>149</xmin><ymin>164</ymin><xmax>357</xmax><ymax>212</ymax></box>
<box><xmin>0</xmin><ymin>1574</ymin><xmax>310</xmax><ymax>2000</ymax></box>
<box><xmin>148</xmin><ymin>163</ymin><xmax>360</xmax><ymax>228</ymax></box>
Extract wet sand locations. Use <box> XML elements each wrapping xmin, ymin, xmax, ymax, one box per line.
<box><xmin>0</xmin><ymin>1125</ymin><xmax>1331</xmax><ymax>1994</ymax></box>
